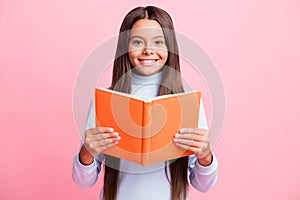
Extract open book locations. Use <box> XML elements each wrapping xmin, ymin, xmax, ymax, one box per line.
<box><xmin>95</xmin><ymin>87</ymin><xmax>201</xmax><ymax>166</ymax></box>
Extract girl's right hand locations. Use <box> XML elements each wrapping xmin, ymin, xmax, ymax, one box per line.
<box><xmin>79</xmin><ymin>127</ymin><xmax>121</xmax><ymax>165</ymax></box>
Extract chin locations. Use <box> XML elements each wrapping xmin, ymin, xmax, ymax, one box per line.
<box><xmin>133</xmin><ymin>65</ymin><xmax>164</xmax><ymax>76</ymax></box>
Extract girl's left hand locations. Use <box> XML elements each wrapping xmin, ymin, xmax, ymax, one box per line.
<box><xmin>173</xmin><ymin>128</ymin><xmax>213</xmax><ymax>166</ymax></box>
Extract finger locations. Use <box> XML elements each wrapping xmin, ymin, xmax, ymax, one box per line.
<box><xmin>174</xmin><ymin>143</ymin><xmax>202</xmax><ymax>156</ymax></box>
<box><xmin>89</xmin><ymin>136</ymin><xmax>121</xmax><ymax>149</ymax></box>
<box><xmin>88</xmin><ymin>133</ymin><xmax>121</xmax><ymax>144</ymax></box>
<box><xmin>179</xmin><ymin>128</ymin><xmax>207</xmax><ymax>135</ymax></box>
<box><xmin>92</xmin><ymin>132</ymin><xmax>120</xmax><ymax>140</ymax></box>
<box><xmin>174</xmin><ymin>143</ymin><xmax>196</xmax><ymax>151</ymax></box>
<box><xmin>95</xmin><ymin>127</ymin><xmax>114</xmax><ymax>133</ymax></box>
<box><xmin>179</xmin><ymin>128</ymin><xmax>197</xmax><ymax>134</ymax></box>
<box><xmin>174</xmin><ymin>133</ymin><xmax>204</xmax><ymax>142</ymax></box>
<box><xmin>85</xmin><ymin>132</ymin><xmax>120</xmax><ymax>146</ymax></box>
<box><xmin>174</xmin><ymin>142</ymin><xmax>189</xmax><ymax>150</ymax></box>
<box><xmin>86</xmin><ymin>127</ymin><xmax>114</xmax><ymax>136</ymax></box>
<box><xmin>87</xmin><ymin>141</ymin><xmax>118</xmax><ymax>156</ymax></box>
<box><xmin>173</xmin><ymin>138</ymin><xmax>202</xmax><ymax>148</ymax></box>
<box><xmin>94</xmin><ymin>142</ymin><xmax>118</xmax><ymax>153</ymax></box>
<box><xmin>97</xmin><ymin>137</ymin><xmax>120</xmax><ymax>147</ymax></box>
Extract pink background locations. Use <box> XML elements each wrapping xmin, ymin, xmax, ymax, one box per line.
<box><xmin>1</xmin><ymin>0</ymin><xmax>299</xmax><ymax>199</ymax></box>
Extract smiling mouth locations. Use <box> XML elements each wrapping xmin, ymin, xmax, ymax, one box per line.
<box><xmin>138</xmin><ymin>59</ymin><xmax>159</xmax><ymax>65</ymax></box>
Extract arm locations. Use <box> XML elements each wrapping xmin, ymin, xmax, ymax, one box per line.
<box><xmin>72</xmin><ymin>99</ymin><xmax>100</xmax><ymax>189</ymax></box>
<box><xmin>72</xmin><ymin>98</ymin><xmax>120</xmax><ymax>189</ymax></box>
<box><xmin>72</xmin><ymin>153</ymin><xmax>103</xmax><ymax>189</ymax></box>
<box><xmin>174</xmin><ymin>99</ymin><xmax>219</xmax><ymax>192</ymax></box>
<box><xmin>175</xmin><ymin>128</ymin><xmax>218</xmax><ymax>192</ymax></box>
<box><xmin>188</xmin><ymin>154</ymin><xmax>218</xmax><ymax>192</ymax></box>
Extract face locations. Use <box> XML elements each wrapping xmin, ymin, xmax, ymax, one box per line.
<box><xmin>128</xmin><ymin>19</ymin><xmax>168</xmax><ymax>76</ymax></box>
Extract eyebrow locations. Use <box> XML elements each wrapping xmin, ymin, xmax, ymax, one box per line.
<box><xmin>130</xmin><ymin>35</ymin><xmax>165</xmax><ymax>40</ymax></box>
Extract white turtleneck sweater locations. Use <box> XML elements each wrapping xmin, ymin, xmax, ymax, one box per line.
<box><xmin>72</xmin><ymin>71</ymin><xmax>218</xmax><ymax>200</ymax></box>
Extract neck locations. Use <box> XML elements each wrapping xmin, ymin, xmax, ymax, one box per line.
<box><xmin>132</xmin><ymin>70</ymin><xmax>163</xmax><ymax>84</ymax></box>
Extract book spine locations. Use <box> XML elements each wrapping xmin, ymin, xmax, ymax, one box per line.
<box><xmin>141</xmin><ymin>102</ymin><xmax>151</xmax><ymax>166</ymax></box>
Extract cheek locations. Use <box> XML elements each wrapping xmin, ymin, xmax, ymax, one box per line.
<box><xmin>128</xmin><ymin>52</ymin><xmax>138</xmax><ymax>63</ymax></box>
<box><xmin>160</xmin><ymin>51</ymin><xmax>168</xmax><ymax>62</ymax></box>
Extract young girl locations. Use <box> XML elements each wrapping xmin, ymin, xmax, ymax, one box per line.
<box><xmin>73</xmin><ymin>6</ymin><xmax>218</xmax><ymax>200</ymax></box>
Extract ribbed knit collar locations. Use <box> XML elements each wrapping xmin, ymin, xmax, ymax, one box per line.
<box><xmin>131</xmin><ymin>71</ymin><xmax>162</xmax><ymax>85</ymax></box>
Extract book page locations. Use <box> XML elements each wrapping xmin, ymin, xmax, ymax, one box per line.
<box><xmin>95</xmin><ymin>88</ymin><xmax>144</xmax><ymax>162</ymax></box>
<box><xmin>148</xmin><ymin>91</ymin><xmax>200</xmax><ymax>163</ymax></box>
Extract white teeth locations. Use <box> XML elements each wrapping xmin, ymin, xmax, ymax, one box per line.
<box><xmin>139</xmin><ymin>59</ymin><xmax>157</xmax><ymax>65</ymax></box>
<box><xmin>143</xmin><ymin>60</ymin><xmax>155</xmax><ymax>63</ymax></box>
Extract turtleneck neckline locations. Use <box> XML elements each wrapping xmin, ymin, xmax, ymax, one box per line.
<box><xmin>132</xmin><ymin>71</ymin><xmax>163</xmax><ymax>85</ymax></box>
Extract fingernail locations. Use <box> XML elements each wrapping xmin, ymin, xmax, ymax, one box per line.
<box><xmin>173</xmin><ymin>138</ymin><xmax>178</xmax><ymax>142</ymax></box>
<box><xmin>113</xmin><ymin>132</ymin><xmax>119</xmax><ymax>136</ymax></box>
<box><xmin>109</xmin><ymin>128</ymin><xmax>114</xmax><ymax>132</ymax></box>
<box><xmin>175</xmin><ymin>133</ymin><xmax>180</xmax><ymax>138</ymax></box>
<box><xmin>116</xmin><ymin>136</ymin><xmax>121</xmax><ymax>140</ymax></box>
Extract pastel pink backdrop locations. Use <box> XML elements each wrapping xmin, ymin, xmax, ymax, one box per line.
<box><xmin>1</xmin><ymin>0</ymin><xmax>299</xmax><ymax>199</ymax></box>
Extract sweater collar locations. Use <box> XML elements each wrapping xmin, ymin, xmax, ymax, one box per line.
<box><xmin>132</xmin><ymin>71</ymin><xmax>162</xmax><ymax>85</ymax></box>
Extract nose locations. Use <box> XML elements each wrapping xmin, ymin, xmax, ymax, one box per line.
<box><xmin>142</xmin><ymin>44</ymin><xmax>154</xmax><ymax>55</ymax></box>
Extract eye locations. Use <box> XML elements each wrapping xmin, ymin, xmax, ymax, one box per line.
<box><xmin>132</xmin><ymin>39</ymin><xmax>143</xmax><ymax>45</ymax></box>
<box><xmin>154</xmin><ymin>40</ymin><xmax>164</xmax><ymax>45</ymax></box>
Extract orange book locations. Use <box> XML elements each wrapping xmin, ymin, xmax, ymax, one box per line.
<box><xmin>95</xmin><ymin>87</ymin><xmax>201</xmax><ymax>166</ymax></box>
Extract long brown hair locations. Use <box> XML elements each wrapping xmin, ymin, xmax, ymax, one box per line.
<box><xmin>104</xmin><ymin>6</ymin><xmax>189</xmax><ymax>200</ymax></box>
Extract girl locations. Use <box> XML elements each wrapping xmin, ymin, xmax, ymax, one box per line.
<box><xmin>73</xmin><ymin>6</ymin><xmax>218</xmax><ymax>200</ymax></box>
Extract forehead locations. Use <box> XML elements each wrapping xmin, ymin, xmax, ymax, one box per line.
<box><xmin>130</xmin><ymin>19</ymin><xmax>164</xmax><ymax>37</ymax></box>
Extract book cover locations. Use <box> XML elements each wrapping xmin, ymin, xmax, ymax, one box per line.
<box><xmin>95</xmin><ymin>87</ymin><xmax>201</xmax><ymax>166</ymax></box>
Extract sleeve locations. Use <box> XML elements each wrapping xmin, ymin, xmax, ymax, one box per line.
<box><xmin>72</xmin><ymin>98</ymin><xmax>105</xmax><ymax>189</ymax></box>
<box><xmin>188</xmin><ymin>98</ymin><xmax>219</xmax><ymax>192</ymax></box>
<box><xmin>72</xmin><ymin>154</ymin><xmax>104</xmax><ymax>189</ymax></box>
<box><xmin>188</xmin><ymin>154</ymin><xmax>218</xmax><ymax>192</ymax></box>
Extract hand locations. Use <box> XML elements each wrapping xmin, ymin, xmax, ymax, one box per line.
<box><xmin>79</xmin><ymin>127</ymin><xmax>121</xmax><ymax>165</ymax></box>
<box><xmin>173</xmin><ymin>128</ymin><xmax>212</xmax><ymax>166</ymax></box>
